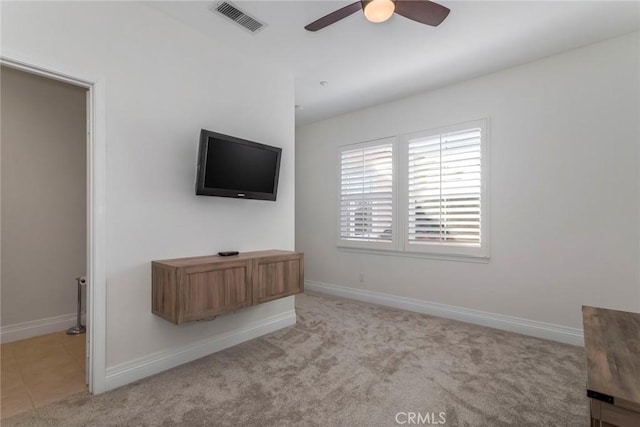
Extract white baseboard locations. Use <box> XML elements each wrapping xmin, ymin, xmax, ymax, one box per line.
<box><xmin>1</xmin><ymin>313</ymin><xmax>86</xmax><ymax>343</ymax></box>
<box><xmin>105</xmin><ymin>310</ymin><xmax>297</xmax><ymax>391</ymax></box>
<box><xmin>305</xmin><ymin>280</ymin><xmax>584</xmax><ymax>346</ymax></box>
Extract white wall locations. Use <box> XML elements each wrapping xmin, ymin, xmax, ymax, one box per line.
<box><xmin>1</xmin><ymin>66</ymin><xmax>87</xmax><ymax>327</ymax></box>
<box><xmin>1</xmin><ymin>1</ymin><xmax>295</xmax><ymax>374</ymax></box>
<box><xmin>296</xmin><ymin>33</ymin><xmax>640</xmax><ymax>332</ymax></box>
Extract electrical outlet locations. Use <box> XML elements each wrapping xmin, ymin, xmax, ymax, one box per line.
<box><xmin>359</xmin><ymin>272</ymin><xmax>365</xmax><ymax>283</ymax></box>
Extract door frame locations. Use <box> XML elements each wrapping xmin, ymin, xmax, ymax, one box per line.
<box><xmin>0</xmin><ymin>54</ymin><xmax>107</xmax><ymax>394</ymax></box>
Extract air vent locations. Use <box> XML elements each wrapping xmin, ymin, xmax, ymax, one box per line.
<box><xmin>213</xmin><ymin>1</ymin><xmax>266</xmax><ymax>34</ymax></box>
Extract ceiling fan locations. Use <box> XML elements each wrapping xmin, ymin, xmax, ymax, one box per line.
<box><xmin>305</xmin><ymin>0</ymin><xmax>450</xmax><ymax>32</ymax></box>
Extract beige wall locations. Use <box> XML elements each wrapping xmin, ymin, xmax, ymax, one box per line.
<box><xmin>1</xmin><ymin>66</ymin><xmax>87</xmax><ymax>326</ymax></box>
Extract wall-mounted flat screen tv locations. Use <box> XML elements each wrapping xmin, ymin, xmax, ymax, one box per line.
<box><xmin>195</xmin><ymin>129</ymin><xmax>282</xmax><ymax>201</ymax></box>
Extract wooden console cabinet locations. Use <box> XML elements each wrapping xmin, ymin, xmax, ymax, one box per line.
<box><xmin>152</xmin><ymin>250</ymin><xmax>303</xmax><ymax>325</ymax></box>
<box><xmin>583</xmin><ymin>306</ymin><xmax>640</xmax><ymax>427</ymax></box>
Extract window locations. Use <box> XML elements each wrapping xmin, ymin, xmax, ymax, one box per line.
<box><xmin>339</xmin><ymin>139</ymin><xmax>395</xmax><ymax>249</ymax></box>
<box><xmin>406</xmin><ymin>122</ymin><xmax>487</xmax><ymax>257</ymax></box>
<box><xmin>338</xmin><ymin>120</ymin><xmax>488</xmax><ymax>259</ymax></box>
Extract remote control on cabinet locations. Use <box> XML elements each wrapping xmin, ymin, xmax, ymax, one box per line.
<box><xmin>218</xmin><ymin>251</ymin><xmax>239</xmax><ymax>257</ymax></box>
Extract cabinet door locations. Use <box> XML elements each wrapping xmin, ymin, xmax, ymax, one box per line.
<box><xmin>253</xmin><ymin>254</ymin><xmax>304</xmax><ymax>305</ymax></box>
<box><xmin>178</xmin><ymin>261</ymin><xmax>251</xmax><ymax>323</ymax></box>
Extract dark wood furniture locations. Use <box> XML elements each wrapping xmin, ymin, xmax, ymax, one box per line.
<box><xmin>582</xmin><ymin>306</ymin><xmax>640</xmax><ymax>427</ymax></box>
<box><xmin>152</xmin><ymin>250</ymin><xmax>303</xmax><ymax>324</ymax></box>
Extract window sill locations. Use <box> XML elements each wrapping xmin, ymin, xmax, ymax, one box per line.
<box><xmin>337</xmin><ymin>245</ymin><xmax>490</xmax><ymax>264</ymax></box>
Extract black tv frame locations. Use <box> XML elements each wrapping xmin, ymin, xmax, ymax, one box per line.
<box><xmin>195</xmin><ymin>129</ymin><xmax>282</xmax><ymax>201</ymax></box>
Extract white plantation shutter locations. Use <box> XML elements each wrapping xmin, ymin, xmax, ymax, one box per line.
<box><xmin>408</xmin><ymin>127</ymin><xmax>482</xmax><ymax>248</ymax></box>
<box><xmin>340</xmin><ymin>142</ymin><xmax>394</xmax><ymax>244</ymax></box>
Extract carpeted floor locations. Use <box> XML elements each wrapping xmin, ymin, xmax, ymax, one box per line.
<box><xmin>4</xmin><ymin>292</ymin><xmax>588</xmax><ymax>426</ymax></box>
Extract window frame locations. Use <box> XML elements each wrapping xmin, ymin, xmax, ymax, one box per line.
<box><xmin>336</xmin><ymin>119</ymin><xmax>489</xmax><ymax>261</ymax></box>
<box><xmin>336</xmin><ymin>137</ymin><xmax>398</xmax><ymax>251</ymax></box>
<box><xmin>401</xmin><ymin>119</ymin><xmax>489</xmax><ymax>258</ymax></box>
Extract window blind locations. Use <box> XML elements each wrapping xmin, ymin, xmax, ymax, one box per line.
<box><xmin>408</xmin><ymin>128</ymin><xmax>481</xmax><ymax>247</ymax></box>
<box><xmin>340</xmin><ymin>143</ymin><xmax>393</xmax><ymax>243</ymax></box>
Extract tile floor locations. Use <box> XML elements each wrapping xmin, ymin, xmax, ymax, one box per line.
<box><xmin>1</xmin><ymin>331</ymin><xmax>87</xmax><ymax>419</ymax></box>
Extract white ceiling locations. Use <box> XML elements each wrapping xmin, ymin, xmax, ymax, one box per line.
<box><xmin>148</xmin><ymin>1</ymin><xmax>640</xmax><ymax>126</ymax></box>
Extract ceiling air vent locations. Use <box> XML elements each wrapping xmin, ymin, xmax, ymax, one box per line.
<box><xmin>213</xmin><ymin>1</ymin><xmax>266</xmax><ymax>34</ymax></box>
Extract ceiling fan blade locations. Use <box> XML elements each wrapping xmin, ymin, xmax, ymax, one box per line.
<box><xmin>394</xmin><ymin>0</ymin><xmax>450</xmax><ymax>27</ymax></box>
<box><xmin>305</xmin><ymin>2</ymin><xmax>363</xmax><ymax>32</ymax></box>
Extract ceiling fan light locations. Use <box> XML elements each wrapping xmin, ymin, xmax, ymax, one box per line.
<box><xmin>363</xmin><ymin>0</ymin><xmax>395</xmax><ymax>23</ymax></box>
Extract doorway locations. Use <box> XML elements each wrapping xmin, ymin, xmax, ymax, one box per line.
<box><xmin>0</xmin><ymin>53</ymin><xmax>106</xmax><ymax>398</ymax></box>
<box><xmin>1</xmin><ymin>64</ymin><xmax>87</xmax><ymax>417</ymax></box>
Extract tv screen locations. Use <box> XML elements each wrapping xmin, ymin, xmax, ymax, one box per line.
<box><xmin>195</xmin><ymin>129</ymin><xmax>282</xmax><ymax>201</ymax></box>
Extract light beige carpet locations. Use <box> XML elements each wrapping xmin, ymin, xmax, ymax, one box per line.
<box><xmin>5</xmin><ymin>292</ymin><xmax>588</xmax><ymax>426</ymax></box>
